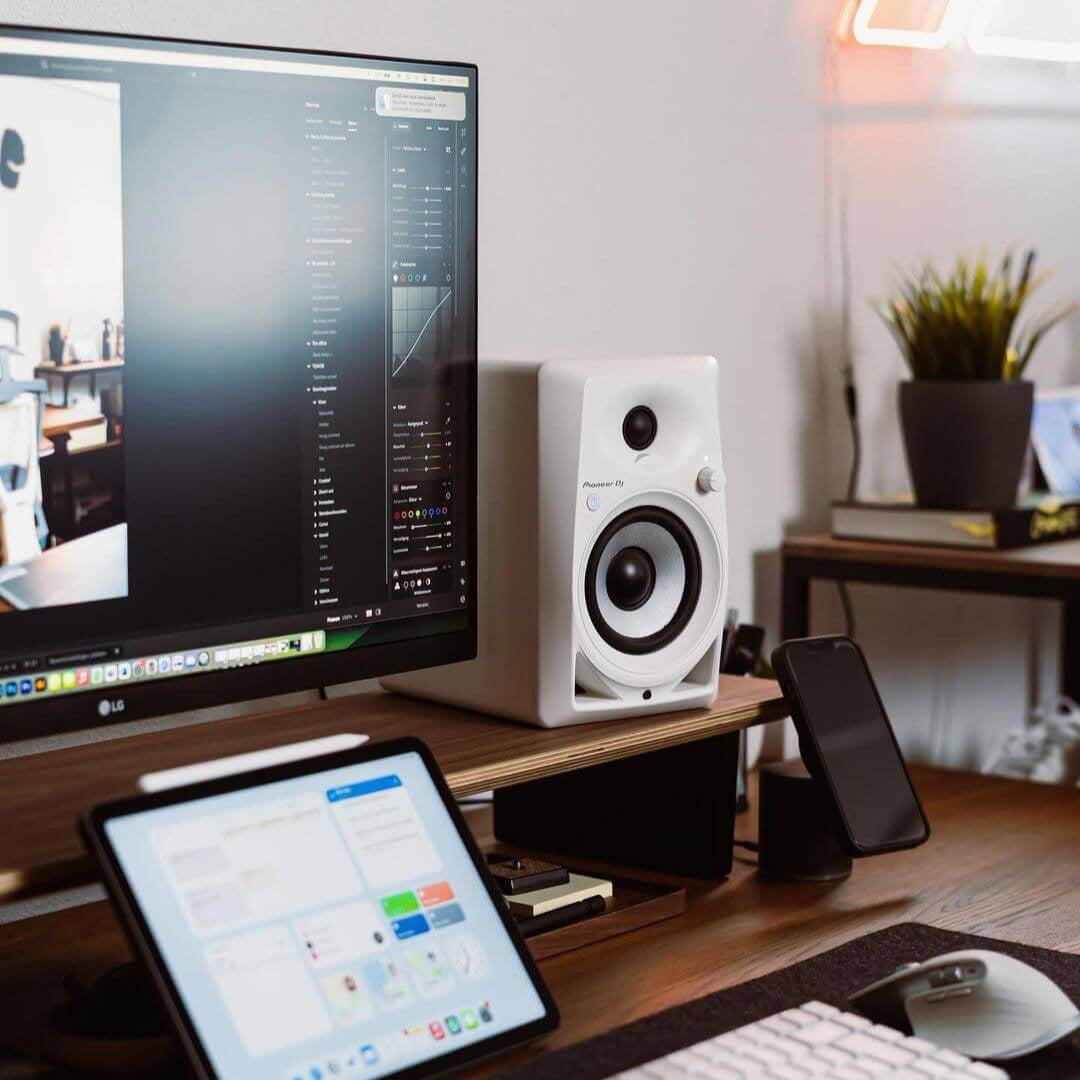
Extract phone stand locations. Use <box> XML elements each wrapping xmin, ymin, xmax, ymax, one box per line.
<box><xmin>757</xmin><ymin>759</ymin><xmax>852</xmax><ymax>882</ymax></box>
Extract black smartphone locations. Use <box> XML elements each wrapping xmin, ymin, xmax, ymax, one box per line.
<box><xmin>771</xmin><ymin>635</ymin><xmax>930</xmax><ymax>857</ymax></box>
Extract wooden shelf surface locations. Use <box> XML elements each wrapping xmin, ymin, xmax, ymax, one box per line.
<box><xmin>0</xmin><ymin>677</ymin><xmax>785</xmax><ymax>903</ymax></box>
<box><xmin>786</xmin><ymin>533</ymin><xmax>1080</xmax><ymax>579</ymax></box>
<box><xmin>42</xmin><ymin>406</ymin><xmax>105</xmax><ymax>439</ymax></box>
<box><xmin>36</xmin><ymin>359</ymin><xmax>124</xmax><ymax>375</ymax></box>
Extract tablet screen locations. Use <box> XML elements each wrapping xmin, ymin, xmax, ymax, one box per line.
<box><xmin>102</xmin><ymin>749</ymin><xmax>549</xmax><ymax>1080</ymax></box>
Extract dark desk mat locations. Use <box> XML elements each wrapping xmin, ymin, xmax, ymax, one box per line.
<box><xmin>501</xmin><ymin>923</ymin><xmax>1080</xmax><ymax>1080</ymax></box>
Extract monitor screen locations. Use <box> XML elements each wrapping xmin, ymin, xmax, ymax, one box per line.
<box><xmin>99</xmin><ymin>748</ymin><xmax>550</xmax><ymax>1080</ymax></box>
<box><xmin>0</xmin><ymin>27</ymin><xmax>477</xmax><ymax>738</ymax></box>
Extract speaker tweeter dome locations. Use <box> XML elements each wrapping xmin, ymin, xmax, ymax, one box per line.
<box><xmin>622</xmin><ymin>405</ymin><xmax>658</xmax><ymax>451</ymax></box>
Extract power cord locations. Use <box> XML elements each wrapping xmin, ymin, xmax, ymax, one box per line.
<box><xmin>837</xmin><ymin>372</ymin><xmax>859</xmax><ymax>638</ymax></box>
<box><xmin>733</xmin><ymin>838</ymin><xmax>760</xmax><ymax>866</ymax></box>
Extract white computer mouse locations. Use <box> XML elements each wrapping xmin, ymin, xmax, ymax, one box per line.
<box><xmin>850</xmin><ymin>949</ymin><xmax>1080</xmax><ymax>1061</ymax></box>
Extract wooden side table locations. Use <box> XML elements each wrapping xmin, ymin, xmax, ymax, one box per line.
<box><xmin>34</xmin><ymin>360</ymin><xmax>124</xmax><ymax>408</ymax></box>
<box><xmin>781</xmin><ymin>534</ymin><xmax>1080</xmax><ymax>699</ymax></box>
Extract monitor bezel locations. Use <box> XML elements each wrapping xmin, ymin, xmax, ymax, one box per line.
<box><xmin>82</xmin><ymin>736</ymin><xmax>560</xmax><ymax>1080</ymax></box>
<box><xmin>0</xmin><ymin>23</ymin><xmax>478</xmax><ymax>742</ymax></box>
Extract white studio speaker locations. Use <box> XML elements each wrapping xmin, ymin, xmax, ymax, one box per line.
<box><xmin>383</xmin><ymin>355</ymin><xmax>729</xmax><ymax>727</ymax></box>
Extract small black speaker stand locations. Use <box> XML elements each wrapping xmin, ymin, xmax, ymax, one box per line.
<box><xmin>492</xmin><ymin>731</ymin><xmax>741</xmax><ymax>878</ymax></box>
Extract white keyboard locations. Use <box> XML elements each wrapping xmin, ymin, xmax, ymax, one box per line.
<box><xmin>610</xmin><ymin>1001</ymin><xmax>1008</xmax><ymax>1080</ymax></box>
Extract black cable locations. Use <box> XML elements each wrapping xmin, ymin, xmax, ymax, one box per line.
<box><xmin>837</xmin><ymin>378</ymin><xmax>860</xmax><ymax>640</ymax></box>
<box><xmin>317</xmin><ymin>686</ymin><xmax>328</xmax><ymax>701</ymax></box>
<box><xmin>837</xmin><ymin>580</ymin><xmax>856</xmax><ymax>639</ymax></box>
<box><xmin>733</xmin><ymin>839</ymin><xmax>759</xmax><ymax>853</ymax></box>
<box><xmin>830</xmin><ymin>36</ymin><xmax>859</xmax><ymax>644</ymax></box>
<box><xmin>844</xmin><ymin>384</ymin><xmax>860</xmax><ymax>502</ymax></box>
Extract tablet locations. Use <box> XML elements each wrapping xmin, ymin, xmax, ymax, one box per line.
<box><xmin>83</xmin><ymin>737</ymin><xmax>558</xmax><ymax>1080</ymax></box>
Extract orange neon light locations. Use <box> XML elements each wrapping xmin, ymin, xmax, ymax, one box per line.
<box><xmin>836</xmin><ymin>0</ymin><xmax>861</xmax><ymax>42</ymax></box>
<box><xmin>849</xmin><ymin>0</ymin><xmax>961</xmax><ymax>49</ymax></box>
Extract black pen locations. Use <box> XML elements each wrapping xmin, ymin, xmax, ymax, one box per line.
<box><xmin>515</xmin><ymin>894</ymin><xmax>606</xmax><ymax>937</ymax></box>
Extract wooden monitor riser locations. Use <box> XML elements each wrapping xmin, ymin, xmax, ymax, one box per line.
<box><xmin>0</xmin><ymin>676</ymin><xmax>787</xmax><ymax>903</ymax></box>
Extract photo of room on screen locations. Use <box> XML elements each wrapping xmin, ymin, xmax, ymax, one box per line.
<box><xmin>0</xmin><ymin>74</ymin><xmax>128</xmax><ymax>612</ymax></box>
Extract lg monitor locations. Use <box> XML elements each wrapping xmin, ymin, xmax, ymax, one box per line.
<box><xmin>0</xmin><ymin>26</ymin><xmax>477</xmax><ymax>740</ymax></box>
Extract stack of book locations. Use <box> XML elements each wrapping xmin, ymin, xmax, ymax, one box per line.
<box><xmin>831</xmin><ymin>494</ymin><xmax>1080</xmax><ymax>550</ymax></box>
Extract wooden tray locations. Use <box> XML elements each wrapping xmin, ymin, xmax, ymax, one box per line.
<box><xmin>520</xmin><ymin>871</ymin><xmax>686</xmax><ymax>961</ymax></box>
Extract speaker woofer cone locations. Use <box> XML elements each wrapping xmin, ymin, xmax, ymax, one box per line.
<box><xmin>585</xmin><ymin>506</ymin><xmax>702</xmax><ymax>655</ymax></box>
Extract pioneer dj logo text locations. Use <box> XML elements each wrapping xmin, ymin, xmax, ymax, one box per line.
<box><xmin>582</xmin><ymin>480</ymin><xmax>624</xmax><ymax>489</ymax></box>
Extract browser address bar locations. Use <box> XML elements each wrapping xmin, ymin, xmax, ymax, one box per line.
<box><xmin>0</xmin><ymin>36</ymin><xmax>470</xmax><ymax>87</ymax></box>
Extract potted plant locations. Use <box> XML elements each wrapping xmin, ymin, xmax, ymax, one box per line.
<box><xmin>875</xmin><ymin>250</ymin><xmax>1075</xmax><ymax>509</ymax></box>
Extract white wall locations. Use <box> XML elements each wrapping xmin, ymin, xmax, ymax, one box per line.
<box><xmin>0</xmin><ymin>75</ymin><xmax>123</xmax><ymax>363</ymax></box>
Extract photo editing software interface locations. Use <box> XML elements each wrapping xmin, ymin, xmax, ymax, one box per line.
<box><xmin>0</xmin><ymin>30</ymin><xmax>476</xmax><ymax>714</ymax></box>
<box><xmin>103</xmin><ymin>751</ymin><xmax>547</xmax><ymax>1080</ymax></box>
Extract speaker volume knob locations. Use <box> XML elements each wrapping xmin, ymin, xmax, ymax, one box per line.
<box><xmin>697</xmin><ymin>467</ymin><xmax>724</xmax><ymax>494</ymax></box>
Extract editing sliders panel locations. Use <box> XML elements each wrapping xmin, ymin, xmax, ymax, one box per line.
<box><xmin>297</xmin><ymin>90</ymin><xmax>468</xmax><ymax>630</ymax></box>
<box><xmin>302</xmin><ymin>97</ymin><xmax>385</xmax><ymax>618</ymax></box>
<box><xmin>387</xmin><ymin>116</ymin><xmax>466</xmax><ymax>616</ymax></box>
<box><xmin>388</xmin><ymin>119</ymin><xmax>456</xmax><ymax>309</ymax></box>
<box><xmin>390</xmin><ymin>396</ymin><xmax>456</xmax><ymax>604</ymax></box>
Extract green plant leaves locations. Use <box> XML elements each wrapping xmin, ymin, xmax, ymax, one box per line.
<box><xmin>871</xmin><ymin>248</ymin><xmax>1077</xmax><ymax>381</ymax></box>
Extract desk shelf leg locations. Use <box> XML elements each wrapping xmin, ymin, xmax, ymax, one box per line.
<box><xmin>781</xmin><ymin>558</ymin><xmax>811</xmax><ymax>641</ymax></box>
<box><xmin>1063</xmin><ymin>593</ymin><xmax>1080</xmax><ymax>703</ymax></box>
<box><xmin>492</xmin><ymin>732</ymin><xmax>741</xmax><ymax>879</ymax></box>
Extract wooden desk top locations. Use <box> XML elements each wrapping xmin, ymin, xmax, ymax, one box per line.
<box><xmin>35</xmin><ymin>360</ymin><xmax>124</xmax><ymax>375</ymax></box>
<box><xmin>0</xmin><ymin>766</ymin><xmax>1075</xmax><ymax>1080</ymax></box>
<box><xmin>785</xmin><ymin>533</ymin><xmax>1080</xmax><ymax>579</ymax></box>
<box><xmin>42</xmin><ymin>406</ymin><xmax>105</xmax><ymax>440</ymax></box>
<box><xmin>0</xmin><ymin>677</ymin><xmax>786</xmax><ymax>903</ymax></box>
